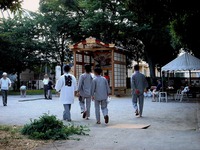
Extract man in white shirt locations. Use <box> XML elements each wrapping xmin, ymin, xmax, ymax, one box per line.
<box><xmin>42</xmin><ymin>74</ymin><xmax>49</xmax><ymax>99</ymax></box>
<box><xmin>0</xmin><ymin>72</ymin><xmax>11</xmax><ymax>106</ymax></box>
<box><xmin>55</xmin><ymin>65</ymin><xmax>77</xmax><ymax>121</ymax></box>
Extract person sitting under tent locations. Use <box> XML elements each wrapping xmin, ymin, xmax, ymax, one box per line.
<box><xmin>152</xmin><ymin>80</ymin><xmax>162</xmax><ymax>102</ymax></box>
<box><xmin>144</xmin><ymin>88</ymin><xmax>152</xmax><ymax>97</ymax></box>
<box><xmin>181</xmin><ymin>84</ymin><xmax>190</xmax><ymax>96</ymax></box>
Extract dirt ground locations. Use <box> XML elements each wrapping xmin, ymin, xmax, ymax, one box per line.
<box><xmin>0</xmin><ymin>95</ymin><xmax>200</xmax><ymax>150</ymax></box>
<box><xmin>0</xmin><ymin>129</ymin><xmax>49</xmax><ymax>150</ymax></box>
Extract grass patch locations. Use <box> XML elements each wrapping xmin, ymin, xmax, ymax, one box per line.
<box><xmin>0</xmin><ymin>114</ymin><xmax>90</xmax><ymax>149</ymax></box>
<box><xmin>21</xmin><ymin>113</ymin><xmax>89</xmax><ymax>140</ymax></box>
<box><xmin>0</xmin><ymin>125</ymin><xmax>48</xmax><ymax>149</ymax></box>
<box><xmin>5</xmin><ymin>89</ymin><xmax>57</xmax><ymax>95</ymax></box>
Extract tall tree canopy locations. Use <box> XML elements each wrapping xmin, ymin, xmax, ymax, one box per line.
<box><xmin>37</xmin><ymin>0</ymin><xmax>82</xmax><ymax>72</ymax></box>
<box><xmin>125</xmin><ymin>0</ymin><xmax>200</xmax><ymax>76</ymax></box>
<box><xmin>0</xmin><ymin>15</ymin><xmax>44</xmax><ymax>87</ymax></box>
<box><xmin>0</xmin><ymin>0</ymin><xmax>22</xmax><ymax>12</ymax></box>
<box><xmin>1</xmin><ymin>0</ymin><xmax>199</xmax><ymax>83</ymax></box>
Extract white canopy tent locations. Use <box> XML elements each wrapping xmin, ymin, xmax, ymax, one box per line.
<box><xmin>162</xmin><ymin>52</ymin><xmax>200</xmax><ymax>71</ymax></box>
<box><xmin>161</xmin><ymin>52</ymin><xmax>200</xmax><ymax>85</ymax></box>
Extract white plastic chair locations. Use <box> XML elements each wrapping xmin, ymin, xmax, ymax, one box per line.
<box><xmin>158</xmin><ymin>92</ymin><xmax>168</xmax><ymax>102</ymax></box>
<box><xmin>175</xmin><ymin>89</ymin><xmax>182</xmax><ymax>101</ymax></box>
<box><xmin>175</xmin><ymin>89</ymin><xmax>188</xmax><ymax>102</ymax></box>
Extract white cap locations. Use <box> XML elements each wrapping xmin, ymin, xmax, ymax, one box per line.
<box><xmin>2</xmin><ymin>72</ymin><xmax>7</xmax><ymax>76</ymax></box>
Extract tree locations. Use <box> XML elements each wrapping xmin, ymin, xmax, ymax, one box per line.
<box><xmin>124</xmin><ymin>0</ymin><xmax>180</xmax><ymax>80</ymax></box>
<box><xmin>0</xmin><ymin>16</ymin><xmax>43</xmax><ymax>88</ymax></box>
<box><xmin>36</xmin><ymin>0</ymin><xmax>83</xmax><ymax>73</ymax></box>
<box><xmin>76</xmin><ymin>0</ymin><xmax>136</xmax><ymax>43</ymax></box>
<box><xmin>0</xmin><ymin>0</ymin><xmax>22</xmax><ymax>12</ymax></box>
<box><xmin>125</xmin><ymin>0</ymin><xmax>200</xmax><ymax>66</ymax></box>
<box><xmin>167</xmin><ymin>1</ymin><xmax>200</xmax><ymax>57</ymax></box>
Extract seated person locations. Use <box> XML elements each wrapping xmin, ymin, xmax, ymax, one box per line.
<box><xmin>152</xmin><ymin>80</ymin><xmax>162</xmax><ymax>101</ymax></box>
<box><xmin>181</xmin><ymin>85</ymin><xmax>190</xmax><ymax>94</ymax></box>
<box><xmin>144</xmin><ymin>89</ymin><xmax>152</xmax><ymax>97</ymax></box>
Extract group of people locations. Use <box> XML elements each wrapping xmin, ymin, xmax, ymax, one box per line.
<box><xmin>53</xmin><ymin>63</ymin><xmax>148</xmax><ymax>123</ymax></box>
<box><xmin>0</xmin><ymin>72</ymin><xmax>27</xmax><ymax>105</ymax></box>
<box><xmin>55</xmin><ymin>64</ymin><xmax>110</xmax><ymax>124</ymax></box>
<box><xmin>19</xmin><ymin>75</ymin><xmax>55</xmax><ymax>99</ymax></box>
<box><xmin>0</xmin><ymin>64</ymin><xmax>151</xmax><ymax>123</ymax></box>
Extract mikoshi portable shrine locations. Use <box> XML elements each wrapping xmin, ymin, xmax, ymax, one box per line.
<box><xmin>69</xmin><ymin>36</ymin><xmax>127</xmax><ymax>96</ymax></box>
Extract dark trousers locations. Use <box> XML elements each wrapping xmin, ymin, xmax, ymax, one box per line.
<box><xmin>47</xmin><ymin>89</ymin><xmax>52</xmax><ymax>99</ymax></box>
<box><xmin>44</xmin><ymin>85</ymin><xmax>48</xmax><ymax>98</ymax></box>
<box><xmin>1</xmin><ymin>90</ymin><xmax>8</xmax><ymax>106</ymax></box>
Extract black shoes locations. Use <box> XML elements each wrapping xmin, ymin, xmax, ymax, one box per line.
<box><xmin>96</xmin><ymin>121</ymin><xmax>101</xmax><ymax>124</ymax></box>
<box><xmin>135</xmin><ymin>110</ymin><xmax>139</xmax><ymax>116</ymax></box>
<box><xmin>104</xmin><ymin>115</ymin><xmax>109</xmax><ymax>124</ymax></box>
<box><xmin>82</xmin><ymin>111</ymin><xmax>87</xmax><ymax>118</ymax></box>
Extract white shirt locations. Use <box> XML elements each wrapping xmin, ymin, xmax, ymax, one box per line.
<box><xmin>55</xmin><ymin>73</ymin><xmax>77</xmax><ymax>104</ymax></box>
<box><xmin>20</xmin><ymin>85</ymin><xmax>27</xmax><ymax>90</ymax></box>
<box><xmin>0</xmin><ymin>77</ymin><xmax>11</xmax><ymax>90</ymax></box>
<box><xmin>182</xmin><ymin>86</ymin><xmax>189</xmax><ymax>93</ymax></box>
<box><xmin>42</xmin><ymin>78</ymin><xmax>49</xmax><ymax>85</ymax></box>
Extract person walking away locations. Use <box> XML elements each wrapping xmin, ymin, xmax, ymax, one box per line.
<box><xmin>55</xmin><ymin>65</ymin><xmax>77</xmax><ymax>121</ymax></box>
<box><xmin>131</xmin><ymin>64</ymin><xmax>148</xmax><ymax>117</ymax></box>
<box><xmin>42</xmin><ymin>74</ymin><xmax>49</xmax><ymax>99</ymax></box>
<box><xmin>91</xmin><ymin>66</ymin><xmax>111</xmax><ymax>124</ymax></box>
<box><xmin>20</xmin><ymin>82</ymin><xmax>27</xmax><ymax>97</ymax></box>
<box><xmin>47</xmin><ymin>77</ymin><xmax>54</xmax><ymax>100</ymax></box>
<box><xmin>77</xmin><ymin>64</ymin><xmax>93</xmax><ymax>120</ymax></box>
<box><xmin>0</xmin><ymin>72</ymin><xmax>11</xmax><ymax>106</ymax></box>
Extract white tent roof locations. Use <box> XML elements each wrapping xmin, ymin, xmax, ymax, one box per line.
<box><xmin>161</xmin><ymin>52</ymin><xmax>200</xmax><ymax>71</ymax></box>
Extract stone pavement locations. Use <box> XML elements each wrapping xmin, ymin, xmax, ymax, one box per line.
<box><xmin>0</xmin><ymin>95</ymin><xmax>200</xmax><ymax>150</ymax></box>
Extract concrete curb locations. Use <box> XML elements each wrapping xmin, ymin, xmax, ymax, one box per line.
<box><xmin>18</xmin><ymin>98</ymin><xmax>44</xmax><ymax>102</ymax></box>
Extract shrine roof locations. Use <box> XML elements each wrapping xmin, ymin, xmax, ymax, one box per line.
<box><xmin>69</xmin><ymin>36</ymin><xmax>126</xmax><ymax>51</ymax></box>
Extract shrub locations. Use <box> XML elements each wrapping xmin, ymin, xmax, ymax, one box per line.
<box><xmin>21</xmin><ymin>113</ymin><xmax>89</xmax><ymax>140</ymax></box>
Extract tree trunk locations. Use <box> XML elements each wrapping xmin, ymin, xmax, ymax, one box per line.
<box><xmin>146</xmin><ymin>57</ymin><xmax>156</xmax><ymax>84</ymax></box>
<box><xmin>16</xmin><ymin>72</ymin><xmax>21</xmax><ymax>91</ymax></box>
<box><xmin>61</xmin><ymin>62</ymin><xmax>64</xmax><ymax>75</ymax></box>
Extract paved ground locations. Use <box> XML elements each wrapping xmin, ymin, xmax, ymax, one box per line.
<box><xmin>0</xmin><ymin>95</ymin><xmax>200</xmax><ymax>150</ymax></box>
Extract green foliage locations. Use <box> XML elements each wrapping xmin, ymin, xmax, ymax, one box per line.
<box><xmin>21</xmin><ymin>113</ymin><xmax>89</xmax><ymax>140</ymax></box>
<box><xmin>0</xmin><ymin>125</ymin><xmax>13</xmax><ymax>131</ymax></box>
<box><xmin>1</xmin><ymin>0</ymin><xmax>199</xmax><ymax>81</ymax></box>
<box><xmin>0</xmin><ymin>125</ymin><xmax>21</xmax><ymax>136</ymax></box>
<box><xmin>0</xmin><ymin>16</ymin><xmax>43</xmax><ymax>73</ymax></box>
<box><xmin>0</xmin><ymin>0</ymin><xmax>22</xmax><ymax>12</ymax></box>
<box><xmin>6</xmin><ymin>89</ymin><xmax>56</xmax><ymax>95</ymax></box>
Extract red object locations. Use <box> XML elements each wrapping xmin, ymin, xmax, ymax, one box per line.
<box><xmin>104</xmin><ymin>75</ymin><xmax>110</xmax><ymax>80</ymax></box>
<box><xmin>135</xmin><ymin>89</ymin><xmax>140</xmax><ymax>95</ymax></box>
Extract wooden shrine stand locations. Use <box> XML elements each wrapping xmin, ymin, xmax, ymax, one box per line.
<box><xmin>69</xmin><ymin>37</ymin><xmax>127</xmax><ymax>96</ymax></box>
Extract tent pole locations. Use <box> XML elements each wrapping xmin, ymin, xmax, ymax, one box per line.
<box><xmin>161</xmin><ymin>71</ymin><xmax>164</xmax><ymax>92</ymax></box>
<box><xmin>189</xmin><ymin>70</ymin><xmax>191</xmax><ymax>85</ymax></box>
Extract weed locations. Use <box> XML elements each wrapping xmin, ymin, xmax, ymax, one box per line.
<box><xmin>21</xmin><ymin>113</ymin><xmax>89</xmax><ymax>140</ymax></box>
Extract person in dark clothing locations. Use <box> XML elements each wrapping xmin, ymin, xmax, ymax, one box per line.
<box><xmin>47</xmin><ymin>77</ymin><xmax>54</xmax><ymax>100</ymax></box>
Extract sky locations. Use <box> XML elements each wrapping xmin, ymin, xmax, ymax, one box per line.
<box><xmin>22</xmin><ymin>0</ymin><xmax>40</xmax><ymax>12</ymax></box>
<box><xmin>0</xmin><ymin>0</ymin><xmax>39</xmax><ymax>18</ymax></box>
